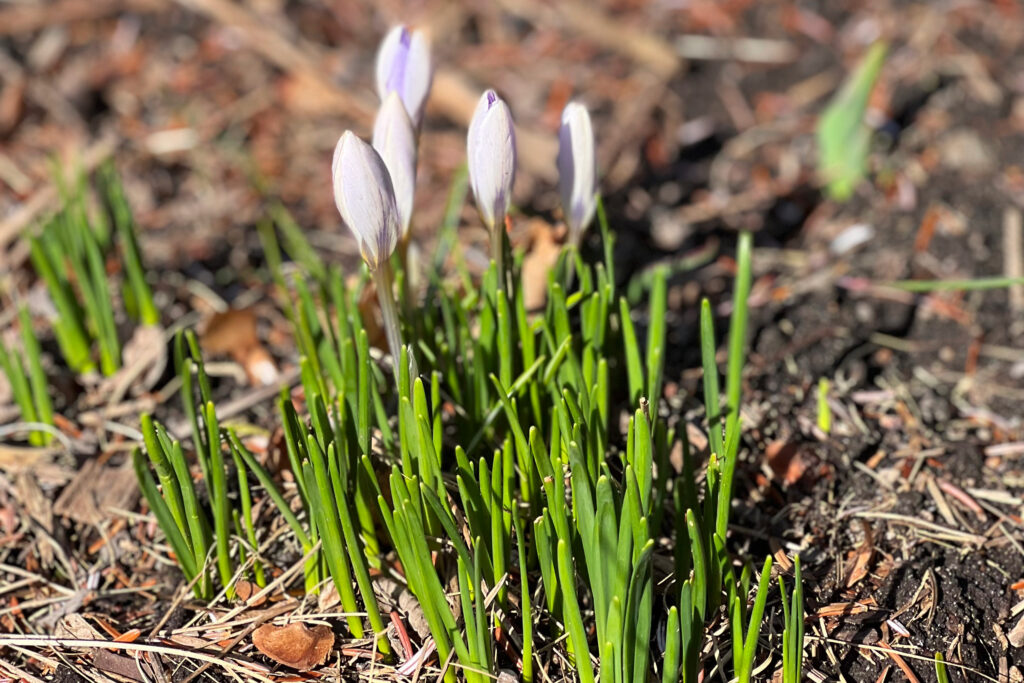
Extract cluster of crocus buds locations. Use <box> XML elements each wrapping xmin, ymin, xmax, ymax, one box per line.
<box><xmin>331</xmin><ymin>25</ymin><xmax>601</xmax><ymax>363</ymax></box>
<box><xmin>331</xmin><ymin>24</ymin><xmax>433</xmax><ymax>367</ymax></box>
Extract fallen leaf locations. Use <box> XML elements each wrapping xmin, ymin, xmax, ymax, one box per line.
<box><xmin>201</xmin><ymin>309</ymin><xmax>279</xmax><ymax>386</ymax></box>
<box><xmin>235</xmin><ymin>579</ymin><xmax>266</xmax><ymax>606</ymax></box>
<box><xmin>54</xmin><ymin>614</ymin><xmax>102</xmax><ymax>642</ymax></box>
<box><xmin>317</xmin><ymin>582</ymin><xmax>339</xmax><ymax>612</ymax></box>
<box><xmin>53</xmin><ymin>458</ymin><xmax>138</xmax><ymax>526</ymax></box>
<box><xmin>765</xmin><ymin>440</ymin><xmax>808</xmax><ymax>485</ymax></box>
<box><xmin>93</xmin><ymin>650</ymin><xmax>146</xmax><ymax>682</ymax></box>
<box><xmin>520</xmin><ymin>219</ymin><xmax>563</xmax><ymax>310</ymax></box>
<box><xmin>252</xmin><ymin>622</ymin><xmax>334</xmax><ymax>670</ymax></box>
<box><xmin>845</xmin><ymin>520</ymin><xmax>875</xmax><ymax>588</ymax></box>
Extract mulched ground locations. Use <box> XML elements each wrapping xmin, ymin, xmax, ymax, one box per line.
<box><xmin>2</xmin><ymin>1</ymin><xmax>1024</xmax><ymax>681</ymax></box>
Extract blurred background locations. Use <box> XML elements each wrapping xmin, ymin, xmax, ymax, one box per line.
<box><xmin>1</xmin><ymin>0</ymin><xmax>1017</xmax><ymax>276</ymax></box>
<box><xmin>2</xmin><ymin>0</ymin><xmax>1022</xmax><ymax>285</ymax></box>
<box><xmin>5</xmin><ymin>0</ymin><xmax>1024</xmax><ymax>395</ymax></box>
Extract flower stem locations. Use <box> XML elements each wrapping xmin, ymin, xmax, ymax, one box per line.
<box><xmin>372</xmin><ymin>263</ymin><xmax>403</xmax><ymax>374</ymax></box>
<box><xmin>491</xmin><ymin>219</ymin><xmax>506</xmax><ymax>291</ymax></box>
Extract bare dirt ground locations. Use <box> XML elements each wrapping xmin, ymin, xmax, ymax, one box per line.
<box><xmin>2</xmin><ymin>1</ymin><xmax>1024</xmax><ymax>681</ymax></box>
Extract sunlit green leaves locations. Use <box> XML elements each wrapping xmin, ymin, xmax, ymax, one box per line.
<box><xmin>816</xmin><ymin>42</ymin><xmax>887</xmax><ymax>201</ymax></box>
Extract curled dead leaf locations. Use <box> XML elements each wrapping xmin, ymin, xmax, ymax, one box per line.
<box><xmin>252</xmin><ymin>622</ymin><xmax>334</xmax><ymax>670</ymax></box>
<box><xmin>234</xmin><ymin>579</ymin><xmax>266</xmax><ymax>606</ymax></box>
<box><xmin>200</xmin><ymin>309</ymin><xmax>279</xmax><ymax>386</ymax></box>
<box><xmin>765</xmin><ymin>439</ymin><xmax>809</xmax><ymax>486</ymax></box>
<box><xmin>521</xmin><ymin>219</ymin><xmax>563</xmax><ymax>311</ymax></box>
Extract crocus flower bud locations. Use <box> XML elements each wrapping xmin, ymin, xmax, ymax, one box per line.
<box><xmin>375</xmin><ymin>25</ymin><xmax>433</xmax><ymax>127</ymax></box>
<box><xmin>373</xmin><ymin>92</ymin><xmax>417</xmax><ymax>238</ymax></box>
<box><xmin>557</xmin><ymin>101</ymin><xmax>598</xmax><ymax>245</ymax></box>
<box><xmin>467</xmin><ymin>89</ymin><xmax>516</xmax><ymax>232</ymax></box>
<box><xmin>332</xmin><ymin>131</ymin><xmax>400</xmax><ymax>271</ymax></box>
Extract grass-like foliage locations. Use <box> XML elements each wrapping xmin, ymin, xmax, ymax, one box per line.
<box><xmin>0</xmin><ymin>306</ymin><xmax>54</xmax><ymax>445</ymax></box>
<box><xmin>779</xmin><ymin>555</ymin><xmax>805</xmax><ymax>683</ymax></box>
<box><xmin>135</xmin><ymin>189</ymin><xmax>791</xmax><ymax>680</ymax></box>
<box><xmin>131</xmin><ymin>32</ymin><xmax>799</xmax><ymax>679</ymax></box>
<box><xmin>27</xmin><ymin>165</ymin><xmax>158</xmax><ymax>376</ymax></box>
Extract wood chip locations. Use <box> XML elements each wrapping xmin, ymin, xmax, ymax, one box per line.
<box><xmin>1009</xmin><ymin>611</ymin><xmax>1024</xmax><ymax>648</ymax></box>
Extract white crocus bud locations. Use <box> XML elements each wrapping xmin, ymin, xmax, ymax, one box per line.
<box><xmin>375</xmin><ymin>25</ymin><xmax>433</xmax><ymax>127</ymax></box>
<box><xmin>373</xmin><ymin>92</ymin><xmax>417</xmax><ymax>238</ymax></box>
<box><xmin>557</xmin><ymin>101</ymin><xmax>598</xmax><ymax>246</ymax></box>
<box><xmin>332</xmin><ymin>131</ymin><xmax>400</xmax><ymax>271</ymax></box>
<box><xmin>467</xmin><ymin>89</ymin><xmax>517</xmax><ymax>233</ymax></box>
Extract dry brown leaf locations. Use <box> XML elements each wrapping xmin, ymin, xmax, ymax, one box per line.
<box><xmin>168</xmin><ymin>633</ymin><xmax>216</xmax><ymax>649</ymax></box>
<box><xmin>201</xmin><ymin>309</ymin><xmax>279</xmax><ymax>386</ymax></box>
<box><xmin>234</xmin><ymin>579</ymin><xmax>266</xmax><ymax>606</ymax></box>
<box><xmin>316</xmin><ymin>581</ymin><xmax>339</xmax><ymax>612</ymax></box>
<box><xmin>520</xmin><ymin>219</ymin><xmax>563</xmax><ymax>311</ymax></box>
<box><xmin>53</xmin><ymin>457</ymin><xmax>138</xmax><ymax>525</ymax></box>
<box><xmin>54</xmin><ymin>614</ymin><xmax>102</xmax><ymax>642</ymax></box>
<box><xmin>357</xmin><ymin>279</ymin><xmax>386</xmax><ymax>352</ymax></box>
<box><xmin>92</xmin><ymin>650</ymin><xmax>146</xmax><ymax>682</ymax></box>
<box><xmin>252</xmin><ymin>622</ymin><xmax>334</xmax><ymax>670</ymax></box>
<box><xmin>765</xmin><ymin>440</ymin><xmax>807</xmax><ymax>485</ymax></box>
<box><xmin>845</xmin><ymin>520</ymin><xmax>875</xmax><ymax>588</ymax></box>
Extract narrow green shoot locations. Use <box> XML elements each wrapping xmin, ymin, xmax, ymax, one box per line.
<box><xmin>0</xmin><ymin>307</ymin><xmax>54</xmax><ymax>445</ymax></box>
<box><xmin>103</xmin><ymin>165</ymin><xmax>159</xmax><ymax>325</ymax></box>
<box><xmin>779</xmin><ymin>555</ymin><xmax>804</xmax><ymax>683</ymax></box>
<box><xmin>817</xmin><ymin>378</ymin><xmax>831</xmax><ymax>434</ymax></box>
<box><xmin>935</xmin><ymin>652</ymin><xmax>950</xmax><ymax>683</ymax></box>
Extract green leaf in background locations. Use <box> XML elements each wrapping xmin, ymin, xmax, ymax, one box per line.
<box><xmin>816</xmin><ymin>41</ymin><xmax>887</xmax><ymax>201</ymax></box>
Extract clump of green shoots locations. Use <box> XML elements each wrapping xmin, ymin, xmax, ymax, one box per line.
<box><xmin>28</xmin><ymin>165</ymin><xmax>158</xmax><ymax>376</ymax></box>
<box><xmin>0</xmin><ymin>306</ymin><xmax>55</xmax><ymax>445</ymax></box>
<box><xmin>779</xmin><ymin>555</ymin><xmax>805</xmax><ymax>683</ymax></box>
<box><xmin>133</xmin><ymin>23</ymin><xmax>802</xmax><ymax>683</ymax></box>
<box><xmin>134</xmin><ymin>331</ymin><xmax>275</xmax><ymax>599</ymax></box>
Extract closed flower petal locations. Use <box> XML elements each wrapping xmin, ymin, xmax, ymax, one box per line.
<box><xmin>557</xmin><ymin>101</ymin><xmax>598</xmax><ymax>244</ymax></box>
<box><xmin>332</xmin><ymin>131</ymin><xmax>400</xmax><ymax>270</ymax></box>
<box><xmin>373</xmin><ymin>92</ymin><xmax>417</xmax><ymax>238</ymax></box>
<box><xmin>467</xmin><ymin>90</ymin><xmax>516</xmax><ymax>231</ymax></box>
<box><xmin>375</xmin><ymin>25</ymin><xmax>433</xmax><ymax>127</ymax></box>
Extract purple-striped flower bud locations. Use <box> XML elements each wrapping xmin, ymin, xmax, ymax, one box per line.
<box><xmin>375</xmin><ymin>25</ymin><xmax>433</xmax><ymax>127</ymax></box>
<box><xmin>332</xmin><ymin>131</ymin><xmax>400</xmax><ymax>271</ymax></box>
<box><xmin>557</xmin><ymin>101</ymin><xmax>598</xmax><ymax>245</ymax></box>
<box><xmin>467</xmin><ymin>89</ymin><xmax>516</xmax><ymax>232</ymax></box>
<box><xmin>373</xmin><ymin>92</ymin><xmax>417</xmax><ymax>238</ymax></box>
